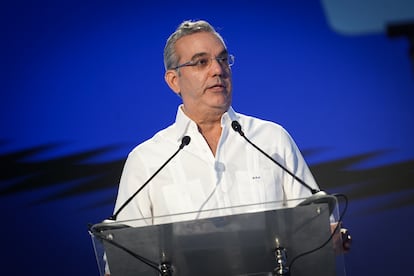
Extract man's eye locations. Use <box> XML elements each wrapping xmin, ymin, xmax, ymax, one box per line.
<box><xmin>218</xmin><ymin>57</ymin><xmax>228</xmax><ymax>64</ymax></box>
<box><xmin>195</xmin><ymin>58</ymin><xmax>209</xmax><ymax>66</ymax></box>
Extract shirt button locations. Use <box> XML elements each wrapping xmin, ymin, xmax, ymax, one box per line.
<box><xmin>214</xmin><ymin>161</ymin><xmax>225</xmax><ymax>172</ymax></box>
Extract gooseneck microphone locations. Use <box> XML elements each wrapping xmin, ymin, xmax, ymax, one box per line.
<box><xmin>107</xmin><ymin>135</ymin><xmax>191</xmax><ymax>221</ymax></box>
<box><xmin>231</xmin><ymin>120</ymin><xmax>347</xmax><ymax>274</ymax></box>
<box><xmin>231</xmin><ymin>120</ymin><xmax>319</xmax><ymax>194</ymax></box>
<box><xmin>90</xmin><ymin>137</ymin><xmax>190</xmax><ymax>276</ymax></box>
<box><xmin>231</xmin><ymin>120</ymin><xmax>338</xmax><ymax>214</ymax></box>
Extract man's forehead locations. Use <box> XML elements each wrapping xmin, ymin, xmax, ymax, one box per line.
<box><xmin>175</xmin><ymin>32</ymin><xmax>226</xmax><ymax>56</ymax></box>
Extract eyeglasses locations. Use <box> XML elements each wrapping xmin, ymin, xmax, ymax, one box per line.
<box><xmin>173</xmin><ymin>54</ymin><xmax>235</xmax><ymax>71</ymax></box>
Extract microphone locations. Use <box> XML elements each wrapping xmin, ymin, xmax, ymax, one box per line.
<box><xmin>231</xmin><ymin>121</ymin><xmax>336</xmax><ymax>213</ymax></box>
<box><xmin>231</xmin><ymin>120</ymin><xmax>318</xmax><ymax>193</ymax></box>
<box><xmin>107</xmin><ymin>135</ymin><xmax>191</xmax><ymax>221</ymax></box>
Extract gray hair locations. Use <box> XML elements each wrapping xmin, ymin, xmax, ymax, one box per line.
<box><xmin>163</xmin><ymin>20</ymin><xmax>227</xmax><ymax>71</ymax></box>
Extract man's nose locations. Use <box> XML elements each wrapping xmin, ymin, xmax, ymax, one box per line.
<box><xmin>209</xmin><ymin>58</ymin><xmax>224</xmax><ymax>75</ymax></box>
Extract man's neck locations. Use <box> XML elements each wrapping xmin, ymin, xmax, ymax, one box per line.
<box><xmin>181</xmin><ymin>106</ymin><xmax>225</xmax><ymax>156</ymax></box>
<box><xmin>181</xmin><ymin>104</ymin><xmax>227</xmax><ymax>126</ymax></box>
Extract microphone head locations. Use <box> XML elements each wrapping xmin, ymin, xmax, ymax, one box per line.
<box><xmin>179</xmin><ymin>135</ymin><xmax>191</xmax><ymax>149</ymax></box>
<box><xmin>231</xmin><ymin>121</ymin><xmax>244</xmax><ymax>136</ymax></box>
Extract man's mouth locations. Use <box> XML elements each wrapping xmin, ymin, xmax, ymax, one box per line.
<box><xmin>208</xmin><ymin>83</ymin><xmax>225</xmax><ymax>89</ymax></box>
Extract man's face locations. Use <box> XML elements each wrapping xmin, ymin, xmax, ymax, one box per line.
<box><xmin>166</xmin><ymin>32</ymin><xmax>233</xmax><ymax>117</ymax></box>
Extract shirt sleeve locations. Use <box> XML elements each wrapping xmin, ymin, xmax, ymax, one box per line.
<box><xmin>277</xmin><ymin>126</ymin><xmax>319</xmax><ymax>201</ymax></box>
<box><xmin>113</xmin><ymin>149</ymin><xmax>153</xmax><ymax>225</ymax></box>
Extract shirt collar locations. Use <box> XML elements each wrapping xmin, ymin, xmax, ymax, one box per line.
<box><xmin>222</xmin><ymin>106</ymin><xmax>239</xmax><ymax>126</ymax></box>
<box><xmin>174</xmin><ymin>105</ymin><xmax>240</xmax><ymax>142</ymax></box>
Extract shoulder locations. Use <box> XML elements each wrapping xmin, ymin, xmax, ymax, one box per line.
<box><xmin>127</xmin><ymin>123</ymin><xmax>179</xmax><ymax>159</ymax></box>
<box><xmin>236</xmin><ymin>112</ymin><xmax>291</xmax><ymax>139</ymax></box>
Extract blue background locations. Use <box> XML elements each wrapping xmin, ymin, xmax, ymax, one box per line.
<box><xmin>1</xmin><ymin>1</ymin><xmax>414</xmax><ymax>275</ymax></box>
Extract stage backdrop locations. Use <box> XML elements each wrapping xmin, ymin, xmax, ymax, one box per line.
<box><xmin>1</xmin><ymin>1</ymin><xmax>413</xmax><ymax>275</ymax></box>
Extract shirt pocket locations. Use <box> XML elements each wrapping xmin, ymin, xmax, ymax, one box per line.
<box><xmin>234</xmin><ymin>168</ymin><xmax>281</xmax><ymax>206</ymax></box>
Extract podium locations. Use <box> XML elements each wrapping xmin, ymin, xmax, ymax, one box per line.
<box><xmin>89</xmin><ymin>198</ymin><xmax>346</xmax><ymax>276</ymax></box>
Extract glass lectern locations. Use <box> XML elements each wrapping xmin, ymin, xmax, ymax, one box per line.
<box><xmin>89</xmin><ymin>198</ymin><xmax>346</xmax><ymax>276</ymax></box>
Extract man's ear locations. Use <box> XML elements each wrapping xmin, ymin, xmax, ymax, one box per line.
<box><xmin>165</xmin><ymin>70</ymin><xmax>181</xmax><ymax>95</ymax></box>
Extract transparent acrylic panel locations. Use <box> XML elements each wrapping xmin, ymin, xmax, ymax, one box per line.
<box><xmin>89</xmin><ymin>230</ymin><xmax>108</xmax><ymax>276</ymax></box>
<box><xmin>89</xmin><ymin>197</ymin><xmax>346</xmax><ymax>276</ymax></box>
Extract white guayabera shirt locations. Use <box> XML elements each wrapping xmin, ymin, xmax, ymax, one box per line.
<box><xmin>114</xmin><ymin>105</ymin><xmax>319</xmax><ymax>226</ymax></box>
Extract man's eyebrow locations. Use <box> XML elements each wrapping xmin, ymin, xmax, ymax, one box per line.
<box><xmin>189</xmin><ymin>52</ymin><xmax>208</xmax><ymax>60</ymax></box>
<box><xmin>218</xmin><ymin>49</ymin><xmax>229</xmax><ymax>57</ymax></box>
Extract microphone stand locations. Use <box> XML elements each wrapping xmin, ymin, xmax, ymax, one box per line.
<box><xmin>230</xmin><ymin>120</ymin><xmax>347</xmax><ymax>274</ymax></box>
<box><xmin>231</xmin><ymin>121</ymin><xmax>319</xmax><ymax>194</ymax></box>
<box><xmin>108</xmin><ymin>136</ymin><xmax>191</xmax><ymax>221</ymax></box>
<box><xmin>92</xmin><ymin>136</ymin><xmax>191</xmax><ymax>275</ymax></box>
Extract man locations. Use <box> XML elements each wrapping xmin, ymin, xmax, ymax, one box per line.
<box><xmin>113</xmin><ymin>20</ymin><xmax>320</xmax><ymax>225</ymax></box>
